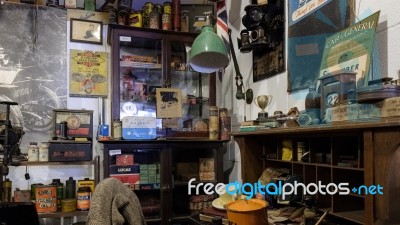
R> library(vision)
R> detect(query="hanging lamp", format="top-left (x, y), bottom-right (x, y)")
top-left (189, 12), bottom-right (229, 73)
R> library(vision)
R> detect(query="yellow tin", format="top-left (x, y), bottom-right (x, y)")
top-left (61, 199), bottom-right (77, 212)
top-left (130, 11), bottom-right (143, 27)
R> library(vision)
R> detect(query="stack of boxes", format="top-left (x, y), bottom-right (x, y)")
top-left (110, 154), bottom-right (140, 189)
top-left (109, 154), bottom-right (160, 190)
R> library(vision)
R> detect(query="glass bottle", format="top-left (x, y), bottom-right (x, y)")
top-left (305, 84), bottom-right (320, 124)
top-left (172, 0), bottom-right (181, 31)
top-left (149, 7), bottom-right (161, 29)
top-left (28, 142), bottom-right (39, 162)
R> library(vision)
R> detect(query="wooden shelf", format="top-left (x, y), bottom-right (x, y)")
top-left (14, 160), bottom-right (96, 166)
top-left (38, 210), bottom-right (88, 218)
top-left (332, 165), bottom-right (364, 171)
top-left (331, 210), bottom-right (364, 224)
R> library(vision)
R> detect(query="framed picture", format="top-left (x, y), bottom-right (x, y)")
top-left (70, 18), bottom-right (103, 45)
top-left (156, 88), bottom-right (182, 118)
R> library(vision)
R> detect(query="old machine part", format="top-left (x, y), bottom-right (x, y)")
top-left (228, 29), bottom-right (253, 104)
top-left (357, 77), bottom-right (400, 103)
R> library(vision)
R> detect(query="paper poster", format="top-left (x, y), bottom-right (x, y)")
top-left (319, 11), bottom-right (380, 87)
top-left (69, 50), bottom-right (107, 97)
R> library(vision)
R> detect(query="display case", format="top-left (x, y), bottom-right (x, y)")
top-left (109, 25), bottom-right (216, 137)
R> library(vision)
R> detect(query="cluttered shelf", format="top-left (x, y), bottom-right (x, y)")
top-left (15, 160), bottom-right (97, 166)
top-left (38, 210), bottom-right (88, 218)
top-left (231, 118), bottom-right (400, 136)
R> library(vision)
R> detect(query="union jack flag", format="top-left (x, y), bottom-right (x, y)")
top-left (216, 0), bottom-right (230, 59)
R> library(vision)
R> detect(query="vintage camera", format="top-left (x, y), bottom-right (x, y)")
top-left (239, 4), bottom-right (270, 52)
top-left (242, 4), bottom-right (267, 30)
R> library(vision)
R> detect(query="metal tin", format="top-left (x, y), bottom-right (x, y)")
top-left (50, 179), bottom-right (64, 210)
top-left (78, 178), bottom-right (95, 193)
top-left (149, 8), bottom-right (161, 29)
top-left (77, 187), bottom-right (91, 211)
top-left (219, 116), bottom-right (231, 141)
top-left (144, 2), bottom-right (154, 15)
top-left (14, 190), bottom-right (31, 202)
top-left (31, 183), bottom-right (44, 202)
top-left (129, 11), bottom-right (143, 27)
top-left (162, 13), bottom-right (172, 30)
top-left (2, 179), bottom-right (12, 202)
top-left (113, 119), bottom-right (122, 140)
top-left (66, 177), bottom-right (76, 199)
top-left (35, 185), bottom-right (57, 213)
top-left (163, 1), bottom-right (172, 14)
top-left (61, 199), bottom-right (77, 212)
top-left (209, 106), bottom-right (219, 140)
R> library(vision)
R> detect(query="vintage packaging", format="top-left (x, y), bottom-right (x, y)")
top-left (199, 172), bottom-right (215, 181)
top-left (110, 173), bottom-right (140, 188)
top-left (122, 116), bottom-right (156, 140)
top-left (110, 164), bottom-right (140, 174)
top-left (77, 178), bottom-right (95, 192)
top-left (35, 185), bottom-right (57, 213)
top-left (116, 154), bottom-right (134, 166)
top-left (48, 140), bottom-right (92, 162)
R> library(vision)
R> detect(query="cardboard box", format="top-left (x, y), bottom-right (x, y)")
top-left (176, 162), bottom-right (198, 175)
top-left (110, 164), bottom-right (140, 174)
top-left (48, 140), bottom-right (92, 161)
top-left (116, 154), bottom-right (134, 166)
top-left (377, 97), bottom-right (400, 117)
top-left (122, 116), bottom-right (156, 140)
top-left (110, 174), bottom-right (140, 187)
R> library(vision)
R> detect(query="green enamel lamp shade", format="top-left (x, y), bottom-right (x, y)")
top-left (189, 26), bottom-right (229, 73)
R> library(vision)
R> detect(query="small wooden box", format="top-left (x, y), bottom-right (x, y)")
top-left (53, 109), bottom-right (93, 140)
top-left (377, 97), bottom-right (400, 117)
top-left (48, 140), bottom-right (92, 161)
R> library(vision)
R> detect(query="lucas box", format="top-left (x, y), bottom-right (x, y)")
top-left (122, 116), bottom-right (156, 140)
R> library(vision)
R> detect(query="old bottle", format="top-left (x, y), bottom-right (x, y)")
top-left (305, 84), bottom-right (320, 124)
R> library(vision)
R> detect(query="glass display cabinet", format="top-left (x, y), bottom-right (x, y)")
top-left (109, 24), bottom-right (216, 137)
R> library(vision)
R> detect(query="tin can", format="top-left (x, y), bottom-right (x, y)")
top-left (35, 185), bottom-right (57, 213)
top-left (163, 1), bottom-right (172, 14)
top-left (209, 106), bottom-right (219, 140)
top-left (50, 179), bottom-right (64, 210)
top-left (61, 199), bottom-right (77, 212)
top-left (66, 177), bottom-right (76, 199)
top-left (162, 13), bottom-right (172, 30)
top-left (130, 11), bottom-right (143, 27)
top-left (113, 119), bottom-right (122, 140)
top-left (77, 187), bottom-right (91, 211)
top-left (78, 178), bottom-right (95, 193)
top-left (149, 7), bottom-right (161, 29)
top-left (31, 183), bottom-right (44, 202)
top-left (144, 2), bottom-right (154, 15)
top-left (219, 116), bottom-right (231, 141)
top-left (2, 179), bottom-right (12, 202)
top-left (14, 190), bottom-right (31, 202)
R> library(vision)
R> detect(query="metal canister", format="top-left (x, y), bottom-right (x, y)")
top-left (61, 199), bottom-right (77, 212)
top-left (113, 119), bottom-right (122, 140)
top-left (209, 106), bottom-right (219, 140)
top-left (162, 13), bottom-right (172, 30)
top-left (78, 178), bottom-right (95, 193)
top-left (144, 2), bottom-right (154, 15)
top-left (65, 177), bottom-right (76, 199)
top-left (129, 10), bottom-right (143, 27)
top-left (163, 1), bottom-right (172, 14)
top-left (2, 179), bottom-right (12, 202)
top-left (77, 187), bottom-right (91, 211)
top-left (35, 185), bottom-right (57, 213)
top-left (50, 179), bottom-right (64, 210)
top-left (31, 183), bottom-right (44, 202)
top-left (149, 7), bottom-right (161, 29)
